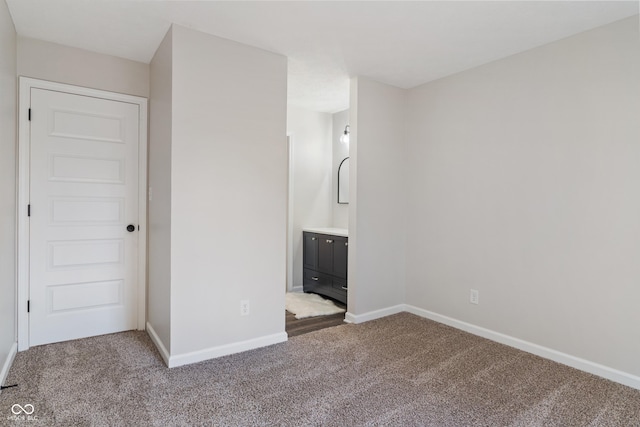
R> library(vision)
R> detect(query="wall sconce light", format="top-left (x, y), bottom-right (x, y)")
top-left (340, 125), bottom-right (350, 145)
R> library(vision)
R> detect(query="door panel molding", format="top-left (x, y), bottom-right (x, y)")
top-left (17, 77), bottom-right (148, 351)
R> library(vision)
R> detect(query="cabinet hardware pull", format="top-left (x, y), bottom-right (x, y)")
top-left (326, 239), bottom-right (333, 243)
top-left (311, 277), bottom-right (319, 281)
top-left (311, 237), bottom-right (316, 241)
top-left (345, 242), bottom-right (348, 246)
top-left (341, 286), bottom-right (348, 290)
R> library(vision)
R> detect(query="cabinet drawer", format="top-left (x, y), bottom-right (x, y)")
top-left (303, 269), bottom-right (332, 287)
top-left (333, 278), bottom-right (348, 291)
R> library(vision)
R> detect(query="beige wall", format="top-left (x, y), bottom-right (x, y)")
top-left (17, 36), bottom-right (149, 97)
top-left (286, 106), bottom-right (333, 290)
top-left (349, 77), bottom-right (407, 317)
top-left (147, 25), bottom-right (288, 362)
top-left (170, 25), bottom-right (287, 355)
top-left (332, 109), bottom-right (349, 229)
top-left (148, 27), bottom-right (173, 354)
top-left (0, 0), bottom-right (16, 384)
top-left (405, 17), bottom-right (640, 375)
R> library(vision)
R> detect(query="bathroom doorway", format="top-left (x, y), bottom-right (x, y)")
top-left (285, 106), bottom-right (350, 336)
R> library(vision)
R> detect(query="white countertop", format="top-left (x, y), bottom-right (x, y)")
top-left (303, 227), bottom-right (348, 237)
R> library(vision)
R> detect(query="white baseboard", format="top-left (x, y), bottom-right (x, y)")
top-left (0, 342), bottom-right (18, 391)
top-left (290, 285), bottom-right (303, 293)
top-left (404, 304), bottom-right (640, 391)
top-left (344, 304), bottom-right (405, 324)
top-left (146, 322), bottom-right (170, 367)
top-left (168, 332), bottom-right (288, 368)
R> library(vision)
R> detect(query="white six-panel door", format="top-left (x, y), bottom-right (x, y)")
top-left (28, 88), bottom-right (140, 346)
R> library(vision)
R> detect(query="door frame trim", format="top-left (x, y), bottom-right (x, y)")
top-left (286, 134), bottom-right (294, 292)
top-left (17, 77), bottom-right (148, 351)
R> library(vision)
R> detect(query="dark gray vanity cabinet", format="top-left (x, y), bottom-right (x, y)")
top-left (303, 231), bottom-right (348, 304)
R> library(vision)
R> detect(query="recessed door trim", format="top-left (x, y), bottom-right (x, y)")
top-left (17, 77), bottom-right (148, 351)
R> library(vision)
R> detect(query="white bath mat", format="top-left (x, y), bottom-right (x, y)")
top-left (285, 292), bottom-right (345, 319)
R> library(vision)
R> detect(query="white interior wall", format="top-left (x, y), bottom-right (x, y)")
top-left (405, 16), bottom-right (640, 376)
top-left (147, 27), bottom-right (173, 354)
top-left (332, 109), bottom-right (349, 229)
top-left (286, 106), bottom-right (333, 290)
top-left (0, 0), bottom-right (17, 386)
top-left (348, 77), bottom-right (407, 318)
top-left (169, 25), bottom-right (288, 358)
top-left (17, 36), bottom-right (149, 98)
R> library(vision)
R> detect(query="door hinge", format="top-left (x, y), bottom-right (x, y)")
top-left (28, 108), bottom-right (31, 121)
top-left (27, 204), bottom-right (30, 217)
top-left (27, 300), bottom-right (30, 313)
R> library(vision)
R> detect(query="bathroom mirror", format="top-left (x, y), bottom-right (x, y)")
top-left (338, 157), bottom-right (349, 204)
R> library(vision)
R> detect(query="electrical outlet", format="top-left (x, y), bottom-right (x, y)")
top-left (240, 300), bottom-right (250, 316)
top-left (470, 289), bottom-right (479, 305)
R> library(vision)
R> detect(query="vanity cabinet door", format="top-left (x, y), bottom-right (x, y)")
top-left (333, 237), bottom-right (348, 279)
top-left (318, 236), bottom-right (335, 274)
top-left (303, 232), bottom-right (319, 270)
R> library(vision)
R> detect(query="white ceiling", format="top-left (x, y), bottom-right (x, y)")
top-left (6, 1), bottom-right (639, 113)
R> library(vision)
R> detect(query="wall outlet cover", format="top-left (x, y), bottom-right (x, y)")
top-left (240, 300), bottom-right (250, 316)
top-left (470, 289), bottom-right (479, 305)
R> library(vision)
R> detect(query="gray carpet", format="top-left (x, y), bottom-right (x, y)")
top-left (1, 313), bottom-right (640, 426)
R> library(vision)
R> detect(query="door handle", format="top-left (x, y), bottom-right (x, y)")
top-left (127, 224), bottom-right (136, 232)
